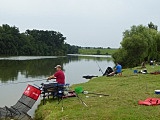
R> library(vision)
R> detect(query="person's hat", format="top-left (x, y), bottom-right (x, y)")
top-left (55, 65), bottom-right (61, 68)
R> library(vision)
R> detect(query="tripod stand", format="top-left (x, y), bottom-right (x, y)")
top-left (57, 85), bottom-right (88, 112)
top-left (75, 93), bottom-right (88, 107)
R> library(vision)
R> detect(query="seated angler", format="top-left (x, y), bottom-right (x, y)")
top-left (108, 63), bottom-right (122, 76)
top-left (47, 65), bottom-right (65, 85)
top-left (115, 63), bottom-right (122, 76)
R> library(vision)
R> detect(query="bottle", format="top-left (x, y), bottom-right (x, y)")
top-left (83, 91), bottom-right (88, 94)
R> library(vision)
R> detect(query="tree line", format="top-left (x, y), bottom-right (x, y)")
top-left (0, 24), bottom-right (78, 56)
top-left (112, 22), bottom-right (160, 68)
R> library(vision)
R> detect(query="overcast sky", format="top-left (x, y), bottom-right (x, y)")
top-left (0, 0), bottom-right (159, 48)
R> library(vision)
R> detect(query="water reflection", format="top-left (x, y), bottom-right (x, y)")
top-left (0, 55), bottom-right (113, 83)
top-left (0, 57), bottom-right (68, 82)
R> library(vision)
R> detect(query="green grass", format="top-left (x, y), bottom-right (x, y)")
top-left (34, 65), bottom-right (160, 120)
top-left (78, 48), bottom-right (117, 55)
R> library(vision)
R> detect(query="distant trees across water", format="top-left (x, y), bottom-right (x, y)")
top-left (0, 24), bottom-right (78, 56)
top-left (112, 22), bottom-right (160, 68)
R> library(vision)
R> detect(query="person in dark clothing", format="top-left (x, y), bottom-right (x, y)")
top-left (103, 67), bottom-right (114, 76)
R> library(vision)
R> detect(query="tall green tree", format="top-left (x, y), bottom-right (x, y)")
top-left (0, 24), bottom-right (78, 56)
top-left (148, 22), bottom-right (158, 31)
top-left (0, 24), bottom-right (20, 55)
top-left (113, 23), bottom-right (159, 68)
top-left (25, 30), bottom-right (67, 55)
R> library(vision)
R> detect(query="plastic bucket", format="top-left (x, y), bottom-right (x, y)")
top-left (134, 70), bottom-right (138, 74)
top-left (75, 86), bottom-right (83, 94)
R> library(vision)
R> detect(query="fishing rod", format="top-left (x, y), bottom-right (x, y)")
top-left (0, 78), bottom-right (48, 87)
top-left (83, 91), bottom-right (109, 96)
top-left (96, 61), bottom-right (104, 75)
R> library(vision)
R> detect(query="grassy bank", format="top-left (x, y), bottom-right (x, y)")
top-left (78, 48), bottom-right (117, 55)
top-left (34, 65), bottom-right (160, 120)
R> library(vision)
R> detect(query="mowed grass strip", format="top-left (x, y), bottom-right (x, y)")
top-left (78, 48), bottom-right (117, 55)
top-left (34, 65), bottom-right (160, 120)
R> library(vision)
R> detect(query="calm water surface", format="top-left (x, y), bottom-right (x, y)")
top-left (0, 55), bottom-right (114, 117)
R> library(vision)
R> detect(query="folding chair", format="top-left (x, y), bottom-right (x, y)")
top-left (41, 82), bottom-right (69, 104)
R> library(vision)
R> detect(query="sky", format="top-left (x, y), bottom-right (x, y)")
top-left (0, 0), bottom-right (159, 48)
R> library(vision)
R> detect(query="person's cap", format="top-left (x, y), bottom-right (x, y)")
top-left (55, 65), bottom-right (61, 68)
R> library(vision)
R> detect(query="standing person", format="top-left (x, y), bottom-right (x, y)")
top-left (141, 61), bottom-right (146, 68)
top-left (47, 65), bottom-right (65, 84)
top-left (115, 63), bottom-right (122, 76)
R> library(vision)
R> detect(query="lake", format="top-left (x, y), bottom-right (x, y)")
top-left (0, 54), bottom-right (114, 117)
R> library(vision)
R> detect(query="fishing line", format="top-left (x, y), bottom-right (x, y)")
top-left (0, 78), bottom-right (48, 87)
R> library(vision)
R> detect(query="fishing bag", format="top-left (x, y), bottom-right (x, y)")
top-left (138, 98), bottom-right (160, 106)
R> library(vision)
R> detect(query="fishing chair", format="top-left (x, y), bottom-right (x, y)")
top-left (41, 83), bottom-right (88, 111)
top-left (41, 82), bottom-right (70, 105)
top-left (0, 84), bottom-right (41, 120)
